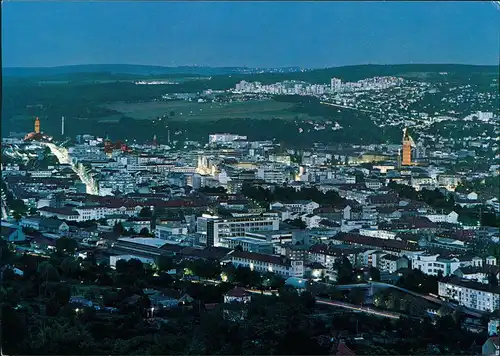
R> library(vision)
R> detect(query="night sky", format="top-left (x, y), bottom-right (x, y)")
top-left (2, 1), bottom-right (499, 68)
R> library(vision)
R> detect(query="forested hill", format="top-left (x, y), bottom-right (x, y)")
top-left (210, 63), bottom-right (497, 86)
top-left (4, 63), bottom-right (496, 84)
top-left (2, 65), bottom-right (303, 78)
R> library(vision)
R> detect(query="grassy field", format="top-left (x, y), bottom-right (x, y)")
top-left (102, 99), bottom-right (321, 122)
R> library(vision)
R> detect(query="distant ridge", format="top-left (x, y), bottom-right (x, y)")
top-left (2, 64), bottom-right (304, 78)
top-left (3, 63), bottom-right (496, 81)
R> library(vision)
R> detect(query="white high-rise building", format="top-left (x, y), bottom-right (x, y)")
top-left (330, 78), bottom-right (342, 91)
top-left (477, 111), bottom-right (494, 122)
top-left (416, 140), bottom-right (426, 159)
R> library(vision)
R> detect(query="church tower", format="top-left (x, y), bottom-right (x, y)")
top-left (402, 128), bottom-right (413, 166)
top-left (34, 117), bottom-right (41, 134)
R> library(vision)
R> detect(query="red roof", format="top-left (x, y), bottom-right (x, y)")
top-left (335, 233), bottom-right (421, 252)
top-left (336, 342), bottom-right (356, 356)
top-left (225, 287), bottom-right (251, 298)
top-left (487, 336), bottom-right (500, 349)
top-left (229, 250), bottom-right (290, 266)
top-left (39, 207), bottom-right (78, 216)
top-left (30, 235), bottom-right (57, 247)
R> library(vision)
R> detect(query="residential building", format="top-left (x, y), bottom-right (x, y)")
top-left (438, 277), bottom-right (500, 313)
top-left (222, 250), bottom-right (291, 277)
top-left (411, 254), bottom-right (461, 276)
top-left (224, 287), bottom-right (252, 304)
top-left (206, 216), bottom-right (280, 247)
top-left (378, 254), bottom-right (409, 273)
top-left (225, 236), bottom-right (274, 254)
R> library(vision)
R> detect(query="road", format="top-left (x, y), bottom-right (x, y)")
top-left (315, 298), bottom-right (400, 319)
top-left (42, 142), bottom-right (99, 195)
top-left (319, 101), bottom-right (375, 113)
top-left (334, 282), bottom-right (485, 318)
top-left (245, 289), bottom-right (400, 320)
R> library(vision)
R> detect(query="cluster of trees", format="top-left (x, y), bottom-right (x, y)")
top-left (395, 268), bottom-right (439, 295)
top-left (388, 182), bottom-right (454, 211)
top-left (348, 312), bottom-right (484, 355)
top-left (1, 180), bottom-right (29, 220)
top-left (198, 186), bottom-right (227, 194)
top-left (388, 181), bottom-right (500, 227)
top-left (456, 176), bottom-right (500, 201)
top-left (1, 236), bottom-right (325, 355)
top-left (112, 222), bottom-right (151, 237)
top-left (157, 254), bottom-right (285, 291)
top-left (1, 235), bottom-right (488, 355)
top-left (373, 289), bottom-right (429, 317)
top-left (241, 184), bottom-right (344, 206)
top-left (2, 282), bottom-right (330, 355)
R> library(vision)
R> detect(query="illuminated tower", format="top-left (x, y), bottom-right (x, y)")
top-left (104, 133), bottom-right (112, 153)
top-left (61, 117), bottom-right (65, 136)
top-left (153, 134), bottom-right (158, 147)
top-left (402, 128), bottom-right (413, 166)
top-left (34, 117), bottom-right (41, 134)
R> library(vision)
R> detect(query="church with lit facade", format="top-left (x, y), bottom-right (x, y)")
top-left (24, 117), bottom-right (52, 142)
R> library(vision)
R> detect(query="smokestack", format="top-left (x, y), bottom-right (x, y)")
top-left (61, 116), bottom-right (65, 136)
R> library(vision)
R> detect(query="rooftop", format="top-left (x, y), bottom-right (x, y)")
top-left (117, 237), bottom-right (169, 249)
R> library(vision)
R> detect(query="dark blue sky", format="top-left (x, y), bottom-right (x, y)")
top-left (2, 1), bottom-right (499, 68)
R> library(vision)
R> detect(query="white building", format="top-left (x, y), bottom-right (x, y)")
top-left (411, 254), bottom-right (461, 276)
top-left (488, 319), bottom-right (499, 336)
top-left (155, 223), bottom-right (188, 240)
top-left (438, 277), bottom-right (500, 313)
top-left (208, 133), bottom-right (247, 144)
top-left (378, 254), bottom-right (409, 273)
top-left (206, 216), bottom-right (280, 247)
top-left (222, 250), bottom-right (291, 277)
top-left (425, 211), bottom-right (459, 224)
top-left (270, 200), bottom-right (319, 214)
top-left (109, 254), bottom-right (155, 269)
top-left (330, 78), bottom-right (342, 91)
top-left (224, 236), bottom-right (274, 254)
top-left (256, 167), bottom-right (286, 184)
top-left (359, 228), bottom-right (398, 240)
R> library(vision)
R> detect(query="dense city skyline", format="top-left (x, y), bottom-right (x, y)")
top-left (2, 1), bottom-right (499, 68)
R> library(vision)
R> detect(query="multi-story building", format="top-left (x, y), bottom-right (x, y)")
top-left (359, 228), bottom-right (397, 240)
top-left (411, 254), bottom-right (461, 276)
top-left (256, 167), bottom-right (286, 184)
top-left (438, 277), bottom-right (500, 313)
top-left (155, 223), bottom-right (188, 240)
top-left (209, 134), bottom-right (247, 144)
top-left (269, 200), bottom-right (320, 214)
top-left (222, 250), bottom-right (291, 277)
top-left (225, 236), bottom-right (274, 254)
top-left (378, 254), bottom-right (409, 273)
top-left (437, 174), bottom-right (462, 189)
top-left (206, 216), bottom-right (280, 247)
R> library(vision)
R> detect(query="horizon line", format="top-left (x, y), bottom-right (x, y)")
top-left (3, 62), bottom-right (498, 70)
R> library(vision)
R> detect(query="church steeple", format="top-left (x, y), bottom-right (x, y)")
top-left (34, 117), bottom-right (40, 134)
